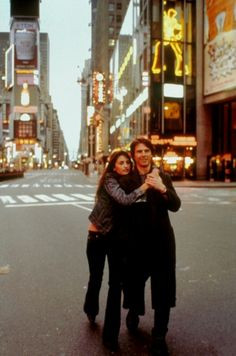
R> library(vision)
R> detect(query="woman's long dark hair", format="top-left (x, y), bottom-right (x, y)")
top-left (96, 150), bottom-right (132, 199)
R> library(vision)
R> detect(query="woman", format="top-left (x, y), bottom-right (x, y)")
top-left (83, 149), bottom-right (149, 351)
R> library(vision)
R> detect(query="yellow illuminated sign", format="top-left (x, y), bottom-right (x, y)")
top-left (152, 8), bottom-right (190, 76)
top-left (118, 46), bottom-right (133, 80)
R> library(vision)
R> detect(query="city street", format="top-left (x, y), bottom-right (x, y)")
top-left (0, 170), bottom-right (235, 356)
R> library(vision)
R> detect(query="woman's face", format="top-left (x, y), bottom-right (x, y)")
top-left (113, 155), bottom-right (131, 175)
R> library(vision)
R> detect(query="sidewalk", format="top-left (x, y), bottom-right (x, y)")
top-left (173, 179), bottom-right (236, 188)
top-left (85, 171), bottom-right (236, 188)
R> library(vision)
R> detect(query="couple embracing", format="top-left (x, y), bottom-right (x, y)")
top-left (83, 137), bottom-right (181, 355)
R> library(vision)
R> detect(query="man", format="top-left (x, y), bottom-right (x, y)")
top-left (122, 137), bottom-right (181, 356)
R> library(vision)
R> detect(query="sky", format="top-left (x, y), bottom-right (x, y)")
top-left (0, 0), bottom-right (91, 160)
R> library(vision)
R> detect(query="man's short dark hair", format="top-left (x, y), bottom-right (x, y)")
top-left (130, 137), bottom-right (154, 159)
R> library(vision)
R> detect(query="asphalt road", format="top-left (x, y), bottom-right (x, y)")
top-left (0, 170), bottom-right (235, 356)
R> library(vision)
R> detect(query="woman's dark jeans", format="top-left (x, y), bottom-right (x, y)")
top-left (83, 232), bottom-right (124, 342)
top-left (83, 232), bottom-right (107, 317)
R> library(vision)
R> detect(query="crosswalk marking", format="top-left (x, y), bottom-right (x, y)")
top-left (73, 204), bottom-right (92, 211)
top-left (0, 183), bottom-right (97, 189)
top-left (71, 193), bottom-right (94, 201)
top-left (34, 194), bottom-right (58, 202)
top-left (0, 193), bottom-right (95, 205)
top-left (17, 195), bottom-right (39, 203)
top-left (0, 196), bottom-right (16, 204)
top-left (52, 194), bottom-right (77, 201)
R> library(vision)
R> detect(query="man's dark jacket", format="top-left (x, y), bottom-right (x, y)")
top-left (119, 167), bottom-right (181, 311)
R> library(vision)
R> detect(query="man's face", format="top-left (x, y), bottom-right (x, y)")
top-left (133, 143), bottom-right (152, 170)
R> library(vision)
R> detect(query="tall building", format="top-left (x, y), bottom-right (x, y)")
top-left (91, 0), bottom-right (129, 73)
top-left (78, 58), bottom-right (91, 159)
top-left (84, 0), bottom-right (130, 159)
top-left (0, 3), bottom-right (68, 170)
top-left (0, 33), bottom-right (10, 158)
top-left (108, 0), bottom-right (236, 181)
top-left (196, 0), bottom-right (236, 180)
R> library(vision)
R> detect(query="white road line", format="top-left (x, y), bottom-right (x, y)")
top-left (0, 183), bottom-right (97, 189)
top-left (0, 196), bottom-right (16, 204)
top-left (71, 193), bottom-right (94, 201)
top-left (17, 195), bottom-right (39, 203)
top-left (34, 194), bottom-right (58, 202)
top-left (208, 197), bottom-right (220, 201)
top-left (5, 201), bottom-right (94, 208)
top-left (72, 204), bottom-right (92, 211)
top-left (52, 194), bottom-right (77, 201)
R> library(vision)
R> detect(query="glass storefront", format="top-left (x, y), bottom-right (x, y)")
top-left (150, 0), bottom-right (196, 178)
top-left (208, 101), bottom-right (236, 181)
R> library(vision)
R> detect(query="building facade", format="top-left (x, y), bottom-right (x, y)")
top-left (108, 0), bottom-right (236, 180)
top-left (80, 0), bottom-right (236, 180)
top-left (81, 0), bottom-right (130, 162)
top-left (0, 1), bottom-right (69, 170)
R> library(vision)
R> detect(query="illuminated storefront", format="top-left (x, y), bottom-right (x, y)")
top-left (150, 0), bottom-right (196, 178)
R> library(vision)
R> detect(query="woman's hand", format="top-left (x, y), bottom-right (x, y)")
top-left (140, 182), bottom-right (149, 192)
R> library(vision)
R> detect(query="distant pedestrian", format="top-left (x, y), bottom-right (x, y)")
top-left (83, 149), bottom-right (149, 351)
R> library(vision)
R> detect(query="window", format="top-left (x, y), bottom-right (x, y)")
top-left (109, 15), bottom-right (114, 23)
top-left (117, 2), bottom-right (122, 10)
top-left (116, 15), bottom-right (122, 22)
top-left (108, 3), bottom-right (115, 11)
top-left (109, 27), bottom-right (114, 35)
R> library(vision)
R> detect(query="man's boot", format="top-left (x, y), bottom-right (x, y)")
top-left (151, 330), bottom-right (169, 356)
top-left (150, 308), bottom-right (170, 355)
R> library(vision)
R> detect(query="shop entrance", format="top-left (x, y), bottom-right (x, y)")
top-left (209, 101), bottom-right (236, 181)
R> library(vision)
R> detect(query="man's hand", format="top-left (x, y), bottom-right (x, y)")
top-left (145, 168), bottom-right (167, 193)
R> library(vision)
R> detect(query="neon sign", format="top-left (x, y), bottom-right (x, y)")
top-left (152, 8), bottom-right (190, 76)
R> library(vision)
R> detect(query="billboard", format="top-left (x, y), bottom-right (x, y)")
top-left (5, 45), bottom-right (14, 90)
top-left (11, 21), bottom-right (38, 70)
top-left (204, 0), bottom-right (236, 95)
top-left (14, 119), bottom-right (37, 139)
top-left (15, 29), bottom-right (37, 69)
